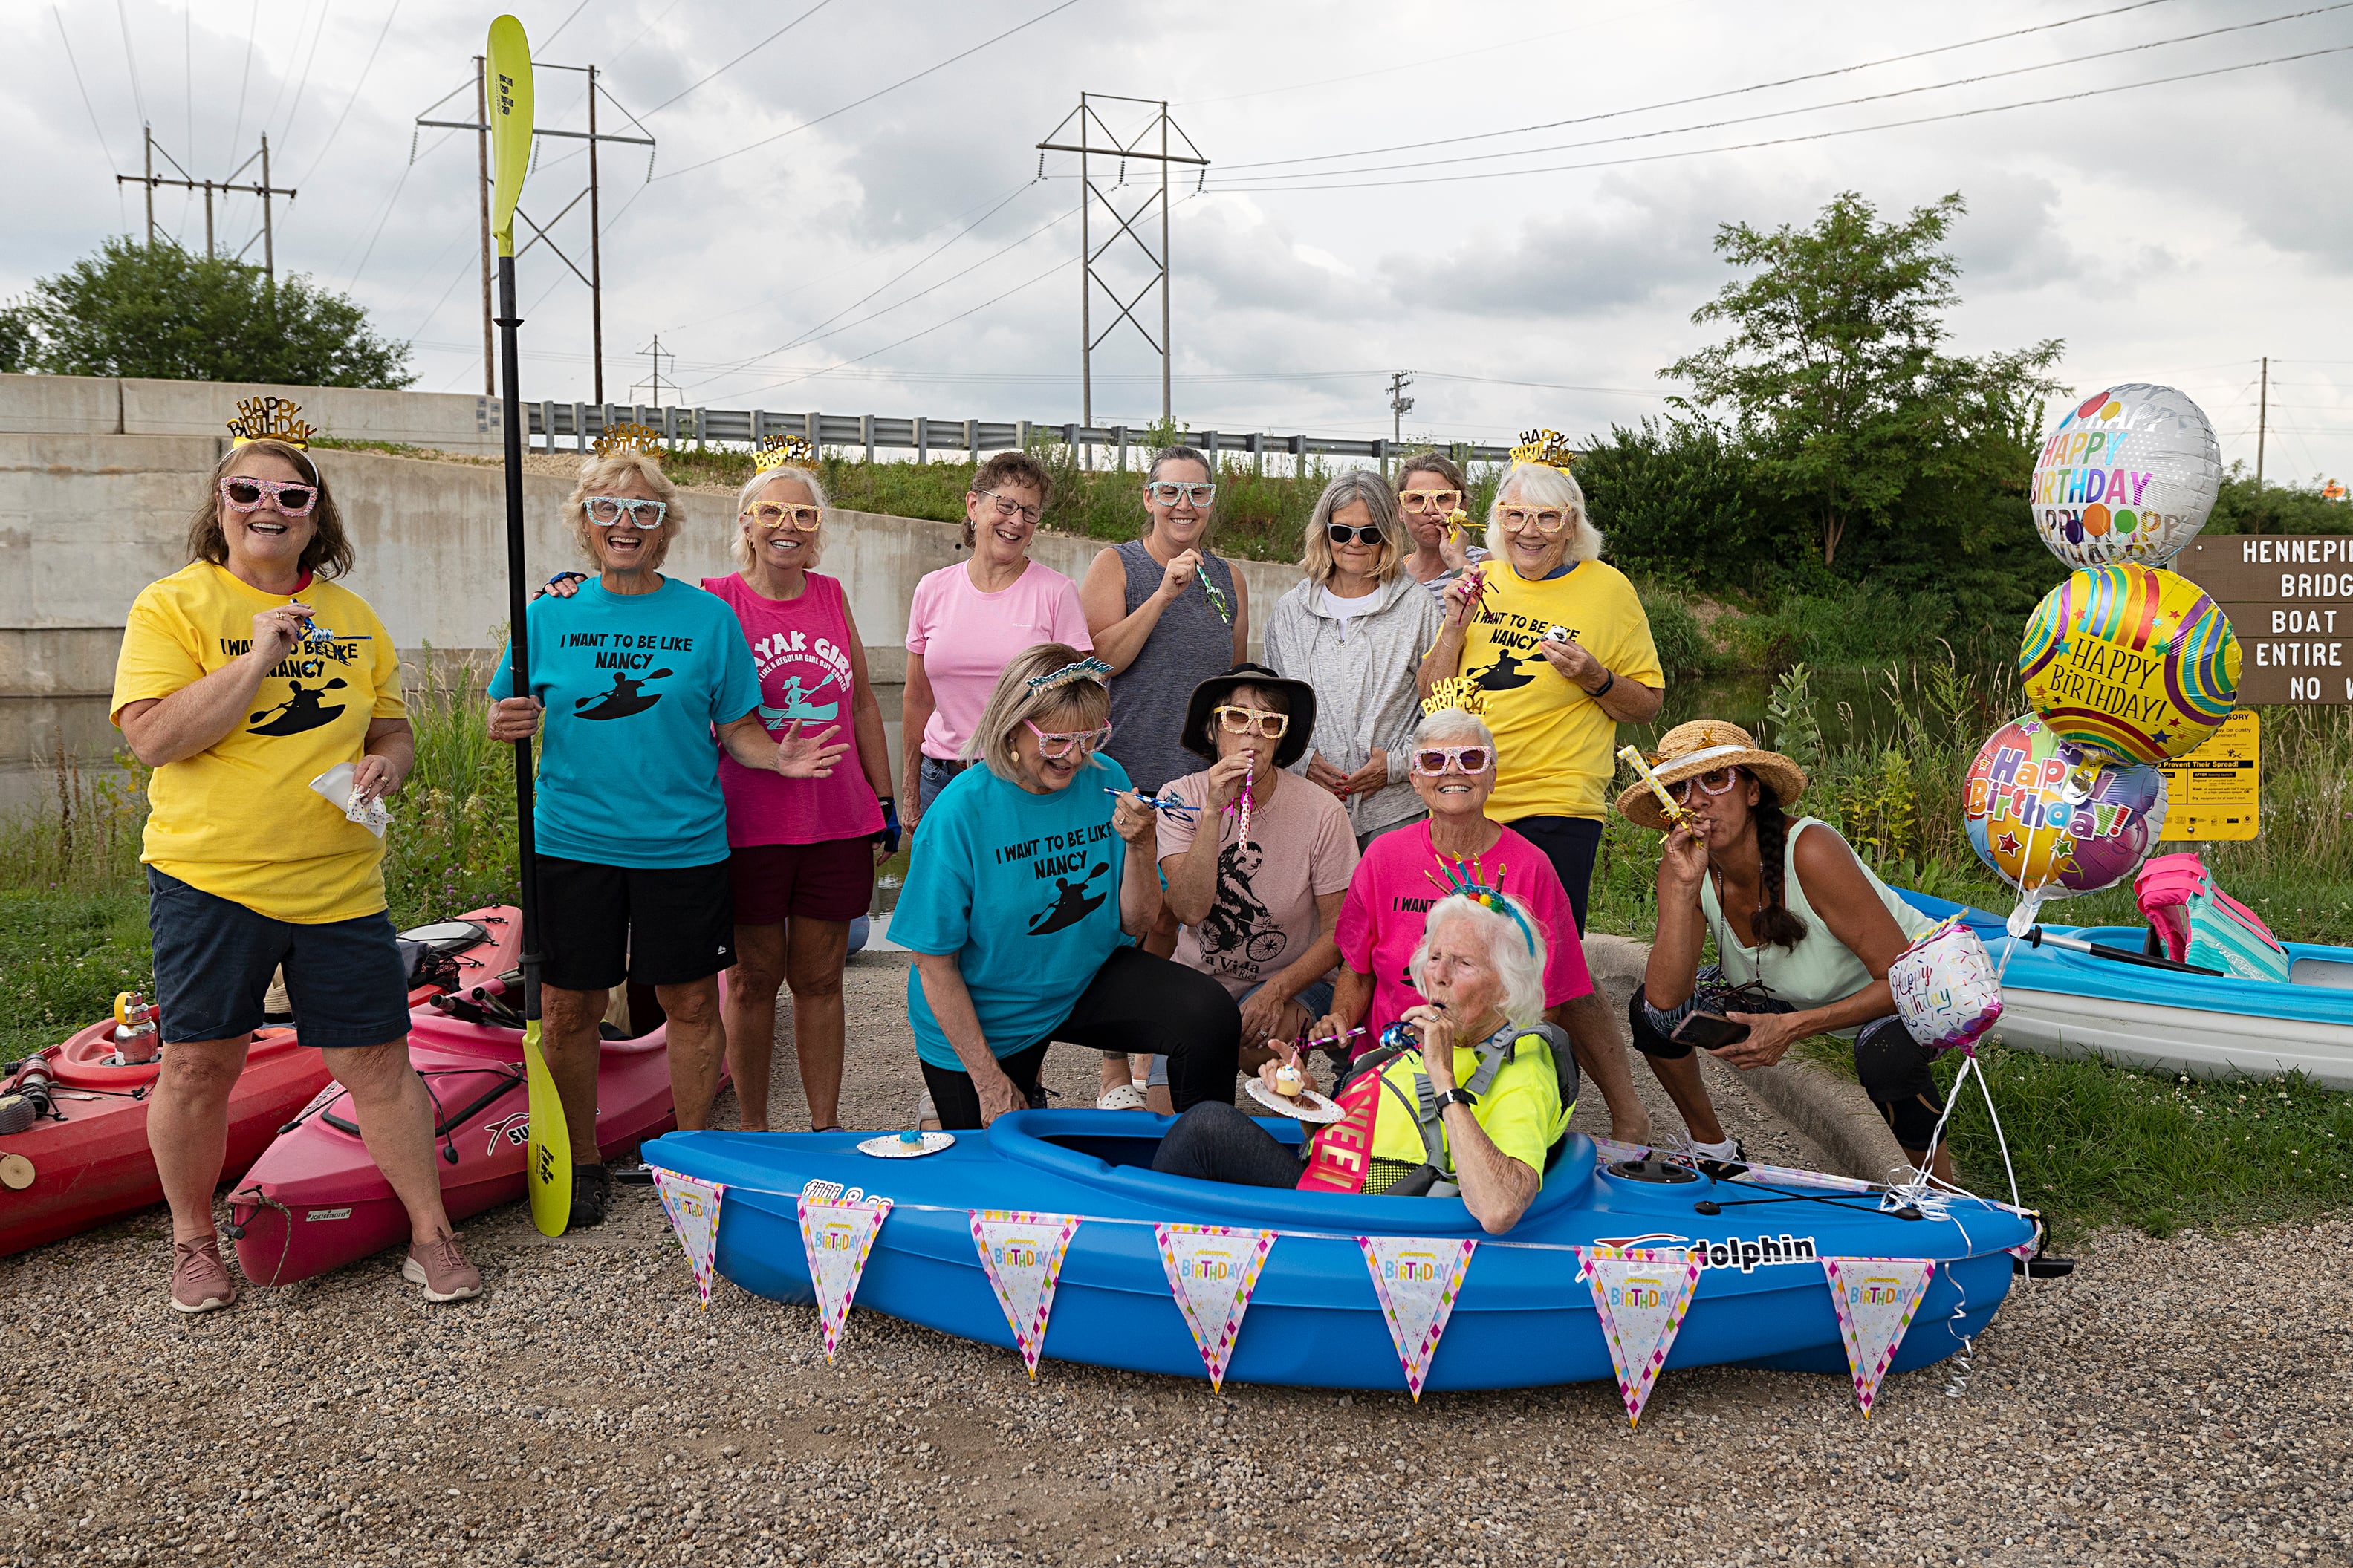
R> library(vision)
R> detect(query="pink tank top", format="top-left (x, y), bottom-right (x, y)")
top-left (701, 572), bottom-right (884, 847)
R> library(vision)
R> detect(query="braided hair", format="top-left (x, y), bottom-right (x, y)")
top-left (1748, 782), bottom-right (1811, 951)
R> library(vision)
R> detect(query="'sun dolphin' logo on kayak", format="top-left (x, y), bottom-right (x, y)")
top-left (484, 1110), bottom-right (529, 1158)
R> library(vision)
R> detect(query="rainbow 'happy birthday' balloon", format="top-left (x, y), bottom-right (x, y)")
top-left (2017, 563), bottom-right (2239, 765)
top-left (2029, 384), bottom-right (2221, 569)
top-left (1963, 716), bottom-right (2168, 899)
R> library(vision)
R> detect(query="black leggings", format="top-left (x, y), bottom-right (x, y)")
top-left (1624, 977), bottom-right (1947, 1150)
top-left (919, 946), bottom-right (1241, 1131)
top-left (1149, 1102), bottom-right (1305, 1188)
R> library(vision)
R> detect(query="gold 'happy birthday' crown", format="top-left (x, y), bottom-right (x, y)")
top-left (593, 422), bottom-right (666, 457)
top-left (227, 396), bottom-right (314, 449)
top-left (753, 434), bottom-right (816, 474)
top-left (1509, 428), bottom-right (1577, 472)
top-left (1421, 677), bottom-right (1488, 718)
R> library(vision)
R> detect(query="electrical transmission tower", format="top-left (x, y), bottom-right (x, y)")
top-left (631, 334), bottom-right (675, 408)
top-left (1389, 371), bottom-right (1415, 443)
top-left (1035, 94), bottom-right (1208, 442)
top-left (115, 128), bottom-right (297, 281)
top-left (416, 58), bottom-right (654, 397)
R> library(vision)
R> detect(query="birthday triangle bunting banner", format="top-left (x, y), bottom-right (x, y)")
top-left (1358, 1235), bottom-right (1477, 1401)
top-left (1155, 1223), bottom-right (1277, 1392)
top-left (796, 1195), bottom-right (894, 1363)
top-left (651, 1167), bottom-right (726, 1307)
top-left (1822, 1257), bottom-right (1938, 1416)
top-left (1580, 1246), bottom-right (1703, 1425)
top-left (970, 1210), bottom-right (1082, 1377)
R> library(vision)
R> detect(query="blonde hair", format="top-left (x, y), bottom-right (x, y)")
top-left (1484, 461), bottom-right (1603, 566)
top-left (733, 466), bottom-right (828, 571)
top-left (965, 643), bottom-right (1114, 781)
top-left (1409, 893), bottom-right (1548, 1029)
top-left (566, 451), bottom-right (681, 570)
top-left (1300, 469), bottom-right (1405, 586)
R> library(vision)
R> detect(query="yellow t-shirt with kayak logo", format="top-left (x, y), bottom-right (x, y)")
top-left (111, 562), bottom-right (406, 923)
top-left (1460, 557), bottom-right (1662, 822)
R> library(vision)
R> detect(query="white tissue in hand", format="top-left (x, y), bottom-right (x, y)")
top-left (310, 762), bottom-right (392, 839)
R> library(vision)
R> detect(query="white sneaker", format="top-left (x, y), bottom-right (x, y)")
top-left (915, 1090), bottom-right (941, 1131)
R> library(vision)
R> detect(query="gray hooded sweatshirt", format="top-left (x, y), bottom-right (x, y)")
top-left (1262, 571), bottom-right (1444, 838)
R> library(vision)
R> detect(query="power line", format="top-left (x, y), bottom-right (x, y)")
top-left (228, 0), bottom-right (260, 163)
top-left (1201, 43), bottom-right (2353, 194)
top-left (644, 0), bottom-right (833, 116)
top-left (298, 0), bottom-right (403, 185)
top-left (274, 0), bottom-right (340, 154)
top-left (52, 7), bottom-right (119, 175)
top-left (1218, 0), bottom-right (2184, 175)
top-left (540, 0), bottom-right (597, 51)
top-left (113, 0), bottom-right (147, 126)
top-left (1216, 4), bottom-right (2353, 187)
top-left (658, 0), bottom-right (1084, 180)
top-left (1177, 23), bottom-right (1588, 108)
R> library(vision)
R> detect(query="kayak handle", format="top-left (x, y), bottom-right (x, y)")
top-left (2025, 927), bottom-right (2225, 977)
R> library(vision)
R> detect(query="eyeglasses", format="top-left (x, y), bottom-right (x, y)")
top-left (1022, 718), bottom-right (1113, 759)
top-left (1398, 489), bottom-right (1463, 515)
top-left (1499, 505), bottom-right (1571, 534)
top-left (1325, 523), bottom-right (1386, 546)
top-left (1213, 705), bottom-right (1289, 740)
top-left (1144, 481), bottom-right (1216, 508)
top-left (976, 490), bottom-right (1042, 527)
top-left (1665, 767), bottom-right (1743, 803)
top-left (745, 501), bottom-right (822, 530)
top-left (1411, 745), bottom-right (1493, 776)
top-left (219, 476), bottom-right (319, 516)
top-left (586, 496), bottom-right (667, 529)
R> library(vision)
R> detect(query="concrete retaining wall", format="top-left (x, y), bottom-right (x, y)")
top-left (0, 372), bottom-right (509, 450)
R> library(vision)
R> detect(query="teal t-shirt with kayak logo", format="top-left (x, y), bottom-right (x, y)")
top-left (892, 758), bottom-right (1135, 1068)
top-left (489, 576), bottom-right (762, 868)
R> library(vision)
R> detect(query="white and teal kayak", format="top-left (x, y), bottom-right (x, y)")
top-left (1902, 891), bottom-right (2353, 1089)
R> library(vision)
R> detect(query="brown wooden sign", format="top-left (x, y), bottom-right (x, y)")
top-left (2172, 535), bottom-right (2353, 704)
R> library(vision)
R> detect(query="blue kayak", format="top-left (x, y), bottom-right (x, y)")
top-left (1901, 890), bottom-right (2353, 1090)
top-left (646, 1112), bottom-right (2037, 1393)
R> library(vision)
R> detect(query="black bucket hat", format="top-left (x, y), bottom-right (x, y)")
top-left (1180, 663), bottom-right (1317, 769)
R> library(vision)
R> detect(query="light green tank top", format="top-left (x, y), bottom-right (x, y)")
top-left (1698, 816), bottom-right (1935, 1032)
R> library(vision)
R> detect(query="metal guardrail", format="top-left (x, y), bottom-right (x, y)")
top-left (526, 400), bottom-right (1514, 466)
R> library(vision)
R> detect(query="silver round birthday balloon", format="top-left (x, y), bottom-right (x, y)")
top-left (2028, 383), bottom-right (2221, 569)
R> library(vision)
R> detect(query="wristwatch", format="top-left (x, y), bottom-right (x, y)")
top-left (1435, 1087), bottom-right (1477, 1112)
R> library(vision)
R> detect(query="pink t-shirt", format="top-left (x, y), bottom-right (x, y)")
top-left (905, 559), bottom-right (1092, 760)
top-left (1334, 819), bottom-right (1594, 1044)
top-left (701, 573), bottom-right (885, 848)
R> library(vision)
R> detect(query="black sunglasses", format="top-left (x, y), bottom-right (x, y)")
top-left (1326, 523), bottom-right (1385, 546)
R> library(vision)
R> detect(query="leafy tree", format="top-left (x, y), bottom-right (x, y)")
top-left (14, 238), bottom-right (412, 388)
top-left (1575, 417), bottom-right (1764, 588)
top-left (1664, 191), bottom-right (2060, 567)
top-left (2205, 462), bottom-right (2353, 536)
top-left (0, 302), bottom-right (32, 374)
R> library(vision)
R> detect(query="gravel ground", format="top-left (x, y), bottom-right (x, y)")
top-left (5, 951), bottom-right (2347, 1567)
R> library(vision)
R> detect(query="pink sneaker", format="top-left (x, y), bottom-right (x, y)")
top-left (170, 1237), bottom-right (235, 1315)
top-left (402, 1232), bottom-right (483, 1303)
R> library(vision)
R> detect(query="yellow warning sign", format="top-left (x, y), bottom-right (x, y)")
top-left (2158, 709), bottom-right (2259, 841)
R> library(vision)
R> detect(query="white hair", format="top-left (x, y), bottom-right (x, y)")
top-left (1408, 893), bottom-right (1548, 1030)
top-left (1484, 461), bottom-right (1604, 566)
top-left (733, 466), bottom-right (829, 570)
top-left (1412, 707), bottom-right (1496, 752)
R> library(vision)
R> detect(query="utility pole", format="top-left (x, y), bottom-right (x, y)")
top-left (418, 59), bottom-right (652, 403)
top-left (117, 126), bottom-right (297, 278)
top-left (2256, 355), bottom-right (2269, 489)
top-left (1389, 370), bottom-right (1415, 443)
top-left (1036, 94), bottom-right (1209, 452)
top-left (632, 334), bottom-right (673, 407)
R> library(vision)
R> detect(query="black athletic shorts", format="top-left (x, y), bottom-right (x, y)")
top-left (536, 855), bottom-right (735, 992)
top-left (1507, 814), bottom-right (1601, 934)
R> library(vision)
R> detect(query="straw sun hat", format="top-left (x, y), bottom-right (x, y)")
top-left (1614, 720), bottom-right (1809, 830)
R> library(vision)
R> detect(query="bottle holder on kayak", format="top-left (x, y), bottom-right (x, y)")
top-left (1607, 1157), bottom-right (1701, 1184)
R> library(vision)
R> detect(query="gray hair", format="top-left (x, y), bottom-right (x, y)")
top-left (732, 466), bottom-right (829, 571)
top-left (1409, 893), bottom-right (1548, 1030)
top-left (964, 642), bottom-right (1113, 781)
top-left (1484, 461), bottom-right (1604, 565)
top-left (1299, 469), bottom-right (1405, 585)
top-left (1413, 707), bottom-right (1497, 752)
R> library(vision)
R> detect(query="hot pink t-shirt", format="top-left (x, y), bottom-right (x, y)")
top-left (905, 559), bottom-right (1092, 760)
top-left (1334, 819), bottom-right (1594, 1044)
top-left (702, 572), bottom-right (885, 848)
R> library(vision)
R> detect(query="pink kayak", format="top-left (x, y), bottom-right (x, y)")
top-left (227, 905), bottom-right (713, 1283)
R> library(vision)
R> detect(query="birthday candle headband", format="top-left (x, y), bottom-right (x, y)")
top-left (753, 434), bottom-right (816, 473)
top-left (1025, 655), bottom-right (1114, 692)
top-left (594, 421), bottom-right (666, 457)
top-left (1426, 856), bottom-right (1537, 954)
top-left (1508, 428), bottom-right (1577, 472)
top-left (1421, 677), bottom-right (1488, 718)
top-left (227, 396), bottom-right (314, 449)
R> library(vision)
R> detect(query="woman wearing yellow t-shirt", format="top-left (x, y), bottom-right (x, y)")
top-left (1418, 453), bottom-right (1665, 930)
top-left (111, 435), bottom-right (476, 1315)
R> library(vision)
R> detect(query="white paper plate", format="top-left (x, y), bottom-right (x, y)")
top-left (1244, 1079), bottom-right (1346, 1124)
top-left (857, 1131), bottom-right (956, 1159)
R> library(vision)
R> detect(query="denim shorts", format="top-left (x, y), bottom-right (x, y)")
top-left (146, 868), bottom-right (412, 1050)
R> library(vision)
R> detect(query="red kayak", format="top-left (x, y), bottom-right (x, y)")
top-left (229, 908), bottom-right (707, 1284)
top-left (0, 908), bottom-right (518, 1259)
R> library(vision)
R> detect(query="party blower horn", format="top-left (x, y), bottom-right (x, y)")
top-left (486, 15), bottom-right (569, 1238)
top-left (1616, 745), bottom-right (1695, 831)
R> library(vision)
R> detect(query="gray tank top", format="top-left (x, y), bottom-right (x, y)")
top-left (1104, 536), bottom-right (1239, 794)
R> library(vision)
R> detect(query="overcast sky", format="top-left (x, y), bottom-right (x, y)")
top-left (9, 0), bottom-right (2352, 481)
